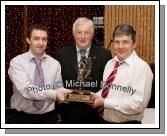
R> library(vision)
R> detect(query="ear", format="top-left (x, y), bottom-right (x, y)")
top-left (26, 37), bottom-right (30, 45)
top-left (133, 42), bottom-right (136, 49)
top-left (92, 32), bottom-right (94, 36)
top-left (72, 32), bottom-right (75, 37)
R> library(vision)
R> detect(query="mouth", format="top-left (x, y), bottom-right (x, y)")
top-left (79, 40), bottom-right (86, 43)
top-left (36, 46), bottom-right (44, 49)
top-left (117, 50), bottom-right (125, 54)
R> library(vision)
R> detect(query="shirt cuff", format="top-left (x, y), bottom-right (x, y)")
top-left (44, 89), bottom-right (57, 100)
top-left (104, 98), bottom-right (119, 110)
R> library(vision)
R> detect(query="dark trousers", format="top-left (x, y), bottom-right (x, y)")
top-left (59, 102), bottom-right (101, 124)
top-left (102, 119), bottom-right (141, 124)
top-left (10, 109), bottom-right (57, 124)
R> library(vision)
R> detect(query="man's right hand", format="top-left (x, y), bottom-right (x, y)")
top-left (56, 88), bottom-right (72, 103)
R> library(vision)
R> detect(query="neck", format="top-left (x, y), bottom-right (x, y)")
top-left (76, 44), bottom-right (91, 50)
top-left (30, 49), bottom-right (44, 59)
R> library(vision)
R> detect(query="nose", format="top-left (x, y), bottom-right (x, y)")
top-left (118, 42), bottom-right (124, 49)
top-left (80, 32), bottom-right (86, 38)
top-left (39, 39), bottom-right (44, 45)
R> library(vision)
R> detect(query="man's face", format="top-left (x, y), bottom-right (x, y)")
top-left (27, 29), bottom-right (48, 57)
top-left (73, 22), bottom-right (94, 49)
top-left (113, 34), bottom-right (136, 61)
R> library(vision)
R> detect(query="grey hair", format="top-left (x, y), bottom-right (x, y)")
top-left (72, 17), bottom-right (94, 33)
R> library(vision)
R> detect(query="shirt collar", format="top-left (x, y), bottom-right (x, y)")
top-left (28, 50), bottom-right (48, 62)
top-left (112, 50), bottom-right (136, 65)
top-left (124, 50), bottom-right (136, 65)
top-left (75, 45), bottom-right (90, 54)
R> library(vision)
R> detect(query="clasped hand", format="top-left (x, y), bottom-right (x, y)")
top-left (90, 92), bottom-right (104, 108)
top-left (56, 88), bottom-right (72, 103)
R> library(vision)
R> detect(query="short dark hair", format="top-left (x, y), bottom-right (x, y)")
top-left (112, 24), bottom-right (136, 43)
top-left (27, 24), bottom-right (48, 38)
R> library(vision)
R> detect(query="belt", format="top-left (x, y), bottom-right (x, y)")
top-left (102, 119), bottom-right (141, 124)
top-left (11, 109), bottom-right (56, 116)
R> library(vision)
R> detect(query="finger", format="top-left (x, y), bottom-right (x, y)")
top-left (88, 103), bottom-right (96, 108)
top-left (65, 89), bottom-right (72, 93)
top-left (90, 92), bottom-right (95, 95)
top-left (63, 100), bottom-right (70, 104)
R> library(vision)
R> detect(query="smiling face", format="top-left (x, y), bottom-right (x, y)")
top-left (73, 22), bottom-right (94, 49)
top-left (26, 29), bottom-right (48, 58)
top-left (113, 34), bottom-right (136, 61)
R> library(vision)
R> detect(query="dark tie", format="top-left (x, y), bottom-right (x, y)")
top-left (32, 58), bottom-right (45, 110)
top-left (99, 61), bottom-right (123, 116)
top-left (79, 49), bottom-right (86, 68)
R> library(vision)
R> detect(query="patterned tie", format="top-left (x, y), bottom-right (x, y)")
top-left (79, 49), bottom-right (86, 68)
top-left (99, 61), bottom-right (123, 116)
top-left (32, 58), bottom-right (45, 110)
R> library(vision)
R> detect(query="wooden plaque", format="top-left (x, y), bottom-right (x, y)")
top-left (65, 89), bottom-right (95, 103)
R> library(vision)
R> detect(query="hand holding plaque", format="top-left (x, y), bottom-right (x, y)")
top-left (65, 56), bottom-right (95, 103)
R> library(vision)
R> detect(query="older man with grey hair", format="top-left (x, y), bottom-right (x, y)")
top-left (55, 17), bottom-right (112, 123)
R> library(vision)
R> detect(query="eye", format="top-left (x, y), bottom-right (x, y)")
top-left (123, 41), bottom-right (129, 45)
top-left (42, 38), bottom-right (48, 42)
top-left (76, 31), bottom-right (82, 34)
top-left (85, 32), bottom-right (89, 35)
top-left (32, 36), bottom-right (40, 40)
top-left (114, 41), bottom-right (120, 44)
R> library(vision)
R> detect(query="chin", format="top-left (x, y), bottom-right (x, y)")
top-left (78, 45), bottom-right (88, 49)
top-left (36, 50), bottom-right (45, 55)
top-left (118, 58), bottom-right (124, 61)
top-left (117, 55), bottom-right (125, 60)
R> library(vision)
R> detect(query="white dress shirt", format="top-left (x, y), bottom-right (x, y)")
top-left (98, 51), bottom-right (153, 123)
top-left (76, 45), bottom-right (90, 63)
top-left (8, 51), bottom-right (64, 114)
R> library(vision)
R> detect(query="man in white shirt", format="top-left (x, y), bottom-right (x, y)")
top-left (8, 24), bottom-right (70, 124)
top-left (91, 24), bottom-right (153, 124)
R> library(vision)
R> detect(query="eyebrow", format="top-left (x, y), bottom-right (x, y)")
top-left (32, 36), bottom-right (47, 39)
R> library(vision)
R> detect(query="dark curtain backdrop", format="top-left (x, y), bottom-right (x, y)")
top-left (5, 5), bottom-right (104, 106)
top-left (6, 6), bottom-right (25, 106)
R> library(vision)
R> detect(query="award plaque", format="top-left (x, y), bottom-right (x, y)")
top-left (65, 57), bottom-right (95, 103)
top-left (65, 89), bottom-right (95, 103)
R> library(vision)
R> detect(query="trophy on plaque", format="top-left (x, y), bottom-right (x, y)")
top-left (65, 56), bottom-right (95, 103)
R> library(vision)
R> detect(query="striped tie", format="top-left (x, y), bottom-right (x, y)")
top-left (79, 49), bottom-right (86, 68)
top-left (99, 61), bottom-right (123, 116)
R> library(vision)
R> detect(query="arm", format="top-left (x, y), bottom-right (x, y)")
top-left (8, 57), bottom-right (68, 101)
top-left (52, 61), bottom-right (72, 101)
top-left (103, 48), bottom-right (112, 63)
top-left (104, 64), bottom-right (153, 115)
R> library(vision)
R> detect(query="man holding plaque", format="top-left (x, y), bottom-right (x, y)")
top-left (91, 24), bottom-right (153, 124)
top-left (8, 24), bottom-right (71, 124)
top-left (55, 17), bottom-right (112, 123)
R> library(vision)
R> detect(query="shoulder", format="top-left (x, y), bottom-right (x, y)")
top-left (134, 55), bottom-right (148, 67)
top-left (104, 59), bottom-right (113, 67)
top-left (57, 45), bottom-right (74, 54)
top-left (91, 45), bottom-right (112, 59)
top-left (55, 45), bottom-right (75, 60)
top-left (10, 52), bottom-right (29, 64)
top-left (93, 45), bottom-right (110, 53)
top-left (132, 54), bottom-right (153, 75)
top-left (45, 54), bottom-right (61, 66)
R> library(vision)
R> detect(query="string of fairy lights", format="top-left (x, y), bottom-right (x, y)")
top-left (5, 5), bottom-right (104, 98)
